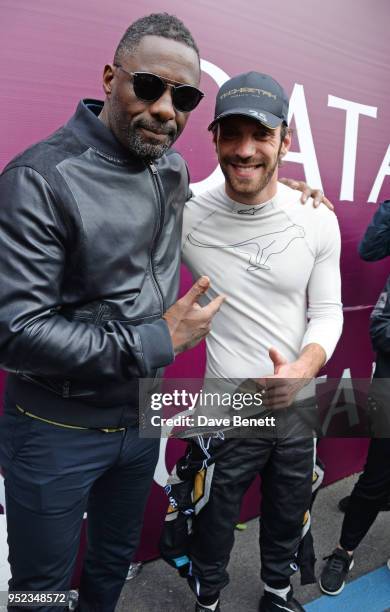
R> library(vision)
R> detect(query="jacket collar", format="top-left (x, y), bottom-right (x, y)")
top-left (66, 99), bottom-right (143, 164)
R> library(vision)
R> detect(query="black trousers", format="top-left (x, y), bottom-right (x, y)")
top-left (0, 392), bottom-right (159, 612)
top-left (187, 435), bottom-right (314, 600)
top-left (340, 438), bottom-right (390, 551)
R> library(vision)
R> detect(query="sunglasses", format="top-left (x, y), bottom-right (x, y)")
top-left (114, 65), bottom-right (204, 113)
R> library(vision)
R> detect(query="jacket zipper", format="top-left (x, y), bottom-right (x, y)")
top-left (93, 302), bottom-right (107, 325)
top-left (148, 162), bottom-right (166, 313)
top-left (63, 380), bottom-right (70, 398)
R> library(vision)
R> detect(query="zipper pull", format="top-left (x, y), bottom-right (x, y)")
top-left (63, 381), bottom-right (70, 398)
top-left (149, 162), bottom-right (158, 174)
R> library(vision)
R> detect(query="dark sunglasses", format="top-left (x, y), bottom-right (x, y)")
top-left (114, 65), bottom-right (204, 113)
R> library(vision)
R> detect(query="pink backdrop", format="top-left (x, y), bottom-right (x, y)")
top-left (0, 0), bottom-right (389, 562)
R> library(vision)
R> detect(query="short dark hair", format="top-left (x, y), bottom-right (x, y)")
top-left (114, 13), bottom-right (200, 64)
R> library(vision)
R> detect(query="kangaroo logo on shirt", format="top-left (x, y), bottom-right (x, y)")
top-left (188, 224), bottom-right (305, 271)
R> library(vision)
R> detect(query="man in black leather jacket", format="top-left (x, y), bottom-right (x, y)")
top-left (0, 13), bottom-right (225, 611)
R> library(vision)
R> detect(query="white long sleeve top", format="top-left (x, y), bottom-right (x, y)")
top-left (182, 181), bottom-right (343, 380)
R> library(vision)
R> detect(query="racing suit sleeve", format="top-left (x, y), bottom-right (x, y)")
top-left (300, 211), bottom-right (343, 363)
top-left (0, 166), bottom-right (174, 382)
top-left (358, 199), bottom-right (390, 261)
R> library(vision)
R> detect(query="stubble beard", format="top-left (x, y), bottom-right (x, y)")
top-left (110, 105), bottom-right (177, 161)
top-left (221, 144), bottom-right (283, 200)
top-left (223, 156), bottom-right (279, 199)
top-left (126, 126), bottom-right (175, 161)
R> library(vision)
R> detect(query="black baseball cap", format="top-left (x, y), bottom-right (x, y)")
top-left (208, 71), bottom-right (289, 131)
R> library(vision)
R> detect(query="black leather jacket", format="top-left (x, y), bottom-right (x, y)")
top-left (0, 100), bottom-right (189, 427)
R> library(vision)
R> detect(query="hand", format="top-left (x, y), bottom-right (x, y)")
top-left (163, 276), bottom-right (225, 355)
top-left (256, 347), bottom-right (311, 409)
top-left (279, 178), bottom-right (334, 210)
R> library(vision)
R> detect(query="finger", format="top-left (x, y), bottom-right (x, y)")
top-left (181, 275), bottom-right (210, 306)
top-left (263, 387), bottom-right (291, 404)
top-left (264, 389), bottom-right (289, 403)
top-left (263, 397), bottom-right (289, 410)
top-left (268, 346), bottom-right (288, 371)
top-left (202, 294), bottom-right (226, 318)
top-left (263, 382), bottom-right (288, 397)
top-left (263, 377), bottom-right (286, 391)
top-left (255, 377), bottom-right (267, 390)
top-left (311, 190), bottom-right (323, 208)
top-left (279, 177), bottom-right (299, 189)
top-left (323, 196), bottom-right (334, 211)
top-left (299, 186), bottom-right (310, 204)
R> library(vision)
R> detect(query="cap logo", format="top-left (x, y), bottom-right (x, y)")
top-left (248, 110), bottom-right (268, 122)
top-left (220, 87), bottom-right (277, 100)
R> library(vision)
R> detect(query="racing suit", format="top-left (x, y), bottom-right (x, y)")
top-left (163, 182), bottom-right (343, 599)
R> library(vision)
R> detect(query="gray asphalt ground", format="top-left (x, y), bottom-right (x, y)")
top-left (118, 474), bottom-right (390, 612)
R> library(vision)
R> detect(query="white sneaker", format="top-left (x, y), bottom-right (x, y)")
top-left (126, 561), bottom-right (143, 580)
top-left (68, 590), bottom-right (79, 611)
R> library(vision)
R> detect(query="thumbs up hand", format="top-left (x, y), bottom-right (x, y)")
top-left (163, 276), bottom-right (226, 355)
top-left (268, 346), bottom-right (289, 374)
top-left (257, 346), bottom-right (311, 409)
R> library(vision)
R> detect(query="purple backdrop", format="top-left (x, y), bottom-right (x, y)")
top-left (0, 0), bottom-right (389, 564)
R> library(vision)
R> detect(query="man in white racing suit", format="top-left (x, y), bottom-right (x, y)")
top-left (178, 71), bottom-right (343, 612)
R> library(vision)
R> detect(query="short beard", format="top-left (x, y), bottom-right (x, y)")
top-left (222, 156), bottom-right (278, 198)
top-left (126, 129), bottom-right (174, 161)
top-left (222, 142), bottom-right (283, 199)
top-left (110, 104), bottom-right (177, 161)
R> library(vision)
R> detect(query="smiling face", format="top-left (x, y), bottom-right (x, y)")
top-left (215, 116), bottom-right (291, 204)
top-left (100, 35), bottom-right (201, 160)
